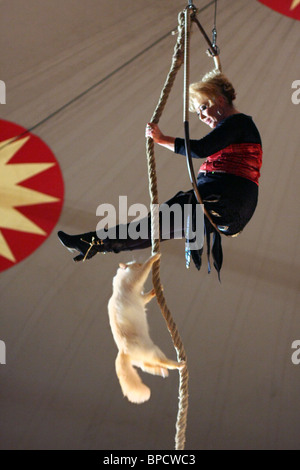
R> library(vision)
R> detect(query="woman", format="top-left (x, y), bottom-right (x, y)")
top-left (58, 70), bottom-right (262, 275)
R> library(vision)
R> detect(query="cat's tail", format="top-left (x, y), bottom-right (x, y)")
top-left (115, 352), bottom-right (151, 404)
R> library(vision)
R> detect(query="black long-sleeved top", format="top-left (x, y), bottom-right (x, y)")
top-left (174, 113), bottom-right (262, 185)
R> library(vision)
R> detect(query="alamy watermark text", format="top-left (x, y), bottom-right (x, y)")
top-left (95, 196), bottom-right (204, 250)
top-left (291, 80), bottom-right (300, 104)
top-left (0, 340), bottom-right (6, 365)
top-left (0, 80), bottom-right (6, 104)
top-left (291, 340), bottom-right (300, 365)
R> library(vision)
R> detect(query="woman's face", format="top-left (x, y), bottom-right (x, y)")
top-left (195, 95), bottom-right (224, 129)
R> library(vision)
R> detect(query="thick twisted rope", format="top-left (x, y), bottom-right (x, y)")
top-left (145, 10), bottom-right (189, 451)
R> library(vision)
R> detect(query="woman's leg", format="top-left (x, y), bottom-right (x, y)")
top-left (58, 190), bottom-right (196, 261)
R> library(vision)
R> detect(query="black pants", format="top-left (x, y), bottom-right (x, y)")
top-left (196, 173), bottom-right (258, 236)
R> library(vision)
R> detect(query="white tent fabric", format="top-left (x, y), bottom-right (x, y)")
top-left (0, 0), bottom-right (300, 450)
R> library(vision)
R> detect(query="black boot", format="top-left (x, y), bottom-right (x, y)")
top-left (57, 231), bottom-right (106, 262)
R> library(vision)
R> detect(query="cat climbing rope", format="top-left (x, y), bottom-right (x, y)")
top-left (108, 253), bottom-right (184, 405)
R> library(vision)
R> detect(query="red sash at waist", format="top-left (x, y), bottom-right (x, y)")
top-left (199, 143), bottom-right (262, 185)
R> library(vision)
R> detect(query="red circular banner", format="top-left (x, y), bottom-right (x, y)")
top-left (257, 0), bottom-right (300, 20)
top-left (0, 119), bottom-right (64, 272)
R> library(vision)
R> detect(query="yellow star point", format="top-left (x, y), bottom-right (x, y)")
top-left (0, 135), bottom-right (60, 262)
top-left (0, 231), bottom-right (16, 262)
top-left (290, 0), bottom-right (300, 10)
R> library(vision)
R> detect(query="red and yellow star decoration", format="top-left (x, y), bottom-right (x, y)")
top-left (258, 0), bottom-right (300, 20)
top-left (0, 119), bottom-right (64, 272)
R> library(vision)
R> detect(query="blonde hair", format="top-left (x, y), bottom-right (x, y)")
top-left (189, 69), bottom-right (236, 112)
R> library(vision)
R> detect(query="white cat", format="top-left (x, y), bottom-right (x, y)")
top-left (108, 253), bottom-right (184, 404)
